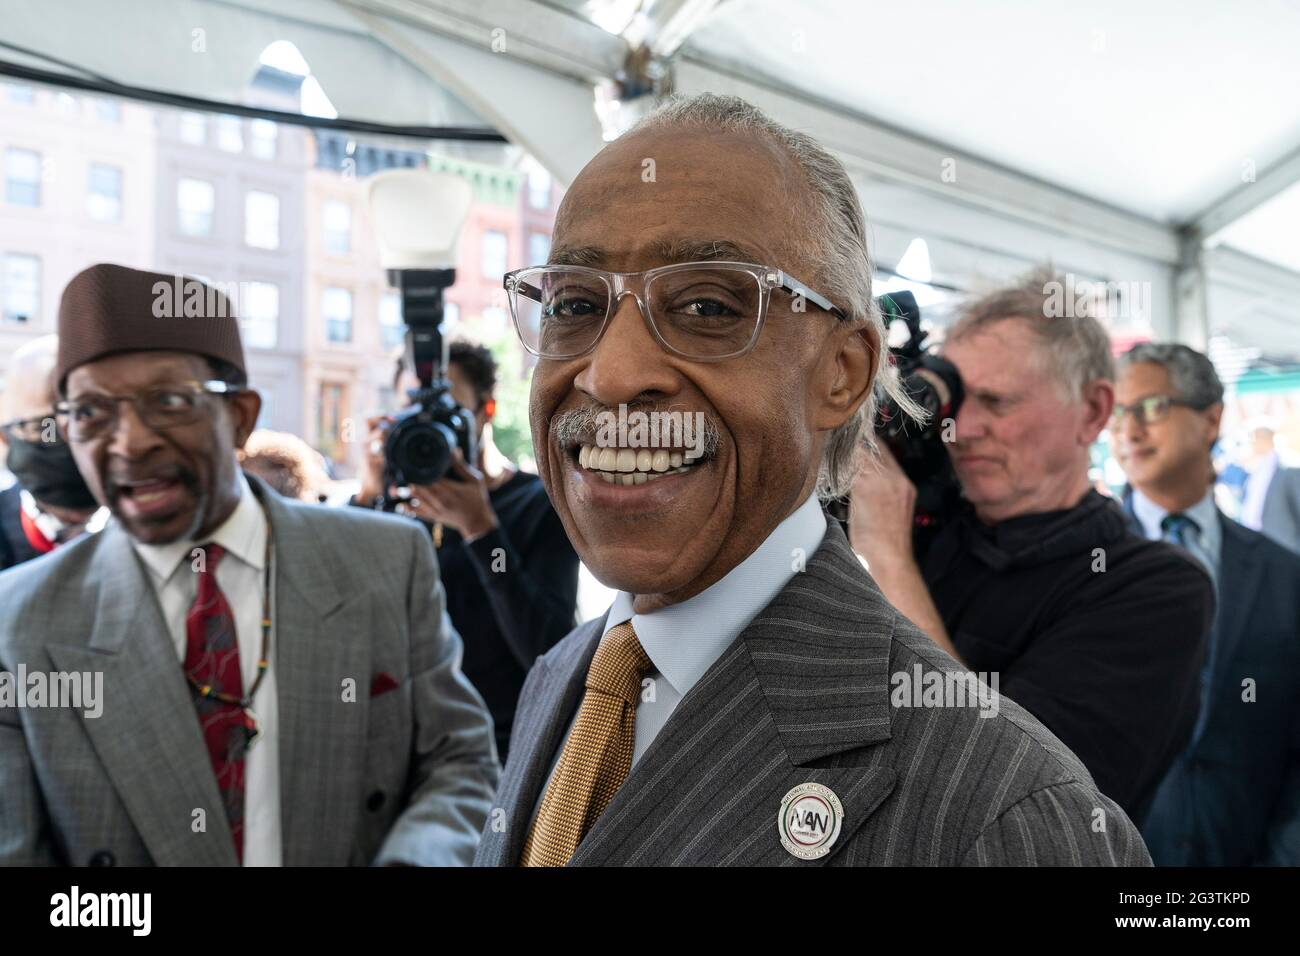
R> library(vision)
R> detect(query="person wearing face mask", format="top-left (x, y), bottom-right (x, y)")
top-left (1, 335), bottom-right (104, 570)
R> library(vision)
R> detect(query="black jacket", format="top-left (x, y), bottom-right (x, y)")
top-left (919, 490), bottom-right (1213, 824)
top-left (1135, 510), bottom-right (1300, 865)
top-left (0, 485), bottom-right (41, 572)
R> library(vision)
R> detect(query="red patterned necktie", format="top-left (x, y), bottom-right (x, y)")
top-left (183, 542), bottom-right (248, 861)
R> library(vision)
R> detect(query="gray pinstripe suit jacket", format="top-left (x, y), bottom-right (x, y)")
top-left (0, 474), bottom-right (499, 866)
top-left (475, 515), bottom-right (1152, 866)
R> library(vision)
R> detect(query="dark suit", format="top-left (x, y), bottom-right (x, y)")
top-left (0, 485), bottom-right (42, 571)
top-left (476, 516), bottom-right (1150, 866)
top-left (1136, 510), bottom-right (1300, 865)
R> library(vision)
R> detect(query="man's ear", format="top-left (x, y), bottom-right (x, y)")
top-left (230, 390), bottom-right (262, 449)
top-left (1204, 402), bottom-right (1224, 449)
top-left (814, 322), bottom-right (878, 432)
top-left (1078, 378), bottom-right (1114, 445)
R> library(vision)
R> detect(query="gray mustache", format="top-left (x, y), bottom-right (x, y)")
top-left (552, 402), bottom-right (721, 458)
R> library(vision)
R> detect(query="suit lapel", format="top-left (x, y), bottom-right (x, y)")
top-left (47, 522), bottom-right (238, 866)
top-left (483, 616), bottom-right (604, 866)
top-left (570, 518), bottom-right (899, 866)
top-left (258, 481), bottom-right (372, 866)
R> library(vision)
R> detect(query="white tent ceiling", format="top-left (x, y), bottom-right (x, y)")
top-left (2, 0), bottom-right (1297, 352)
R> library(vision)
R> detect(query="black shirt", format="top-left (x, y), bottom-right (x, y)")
top-left (428, 471), bottom-right (578, 760)
top-left (0, 485), bottom-right (41, 572)
top-left (919, 490), bottom-right (1214, 824)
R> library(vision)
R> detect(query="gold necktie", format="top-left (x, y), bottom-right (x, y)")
top-left (521, 622), bottom-right (653, 867)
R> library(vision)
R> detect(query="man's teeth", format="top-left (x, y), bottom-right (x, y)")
top-left (576, 444), bottom-right (694, 484)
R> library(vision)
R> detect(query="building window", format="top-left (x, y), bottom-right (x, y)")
top-left (178, 111), bottom-right (207, 145)
top-left (481, 230), bottom-right (508, 279)
top-left (5, 148), bottom-right (41, 207)
top-left (177, 178), bottom-right (215, 236)
top-left (2, 254), bottom-right (40, 325)
top-left (380, 291), bottom-right (404, 349)
top-left (528, 232), bottom-right (551, 266)
top-left (323, 287), bottom-right (352, 343)
top-left (87, 164), bottom-right (123, 223)
top-left (317, 382), bottom-right (347, 461)
top-left (244, 191), bottom-right (280, 250)
top-left (528, 168), bottom-right (552, 209)
top-left (241, 281), bottom-right (279, 349)
top-left (6, 84), bottom-right (34, 105)
top-left (323, 200), bottom-right (351, 255)
top-left (94, 98), bottom-right (121, 122)
top-left (249, 119), bottom-right (277, 160)
top-left (217, 114), bottom-right (243, 153)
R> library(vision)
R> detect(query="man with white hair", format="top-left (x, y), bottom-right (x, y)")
top-left (475, 94), bottom-right (1149, 867)
top-left (850, 269), bottom-right (1214, 826)
top-left (1, 335), bottom-right (102, 570)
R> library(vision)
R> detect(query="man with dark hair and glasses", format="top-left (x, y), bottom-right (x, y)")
top-left (0, 335), bottom-right (104, 570)
top-left (1115, 342), bottom-right (1300, 865)
top-left (0, 263), bottom-right (497, 866)
top-left (474, 93), bottom-right (1149, 867)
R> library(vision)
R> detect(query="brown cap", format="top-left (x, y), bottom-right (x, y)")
top-left (56, 263), bottom-right (246, 394)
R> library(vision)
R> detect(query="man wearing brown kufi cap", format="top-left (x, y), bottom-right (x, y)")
top-left (0, 263), bottom-right (498, 866)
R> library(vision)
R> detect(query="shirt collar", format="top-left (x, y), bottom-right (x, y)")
top-left (132, 472), bottom-right (266, 584)
top-left (602, 492), bottom-right (827, 698)
top-left (1131, 485), bottom-right (1219, 545)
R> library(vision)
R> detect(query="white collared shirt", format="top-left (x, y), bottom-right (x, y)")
top-left (1131, 486), bottom-right (1221, 591)
top-left (533, 492), bottom-right (828, 825)
top-left (131, 472), bottom-right (282, 866)
top-left (605, 492), bottom-right (828, 764)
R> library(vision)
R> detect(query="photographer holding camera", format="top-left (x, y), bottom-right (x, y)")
top-left (849, 267), bottom-right (1213, 824)
top-left (354, 342), bottom-right (579, 760)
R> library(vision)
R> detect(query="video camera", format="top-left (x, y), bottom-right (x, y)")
top-left (829, 289), bottom-right (965, 553)
top-left (366, 170), bottom-right (477, 503)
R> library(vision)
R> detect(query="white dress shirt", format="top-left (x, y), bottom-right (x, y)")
top-left (131, 472), bottom-right (282, 866)
top-left (532, 493), bottom-right (827, 820)
top-left (1131, 485), bottom-right (1221, 592)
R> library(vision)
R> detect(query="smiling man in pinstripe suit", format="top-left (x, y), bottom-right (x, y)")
top-left (476, 93), bottom-right (1150, 867)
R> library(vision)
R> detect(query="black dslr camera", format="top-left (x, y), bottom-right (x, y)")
top-left (829, 290), bottom-right (964, 554)
top-left (380, 269), bottom-right (477, 501)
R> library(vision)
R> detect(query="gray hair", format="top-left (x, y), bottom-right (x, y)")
top-left (627, 93), bottom-right (922, 499)
top-left (946, 265), bottom-right (1115, 398)
top-left (1118, 342), bottom-right (1224, 408)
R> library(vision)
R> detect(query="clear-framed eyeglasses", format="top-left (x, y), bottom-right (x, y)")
top-left (503, 260), bottom-right (847, 362)
top-left (54, 380), bottom-right (242, 443)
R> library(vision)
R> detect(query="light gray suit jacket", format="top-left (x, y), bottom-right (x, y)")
top-left (0, 474), bottom-right (499, 866)
top-left (1261, 465), bottom-right (1300, 556)
top-left (476, 516), bottom-right (1151, 866)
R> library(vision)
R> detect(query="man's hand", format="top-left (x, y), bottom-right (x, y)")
top-left (848, 444), bottom-right (963, 663)
top-left (400, 449), bottom-right (499, 541)
top-left (848, 443), bottom-right (918, 571)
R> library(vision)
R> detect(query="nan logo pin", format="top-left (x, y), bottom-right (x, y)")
top-left (778, 782), bottom-right (843, 860)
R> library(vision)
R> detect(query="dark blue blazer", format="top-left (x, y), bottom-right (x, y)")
top-left (1129, 504), bottom-right (1300, 865)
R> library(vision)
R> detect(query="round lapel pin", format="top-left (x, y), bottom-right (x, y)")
top-left (778, 782), bottom-right (843, 860)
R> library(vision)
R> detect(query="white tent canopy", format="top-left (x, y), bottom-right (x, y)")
top-left (4, 0), bottom-right (1297, 357)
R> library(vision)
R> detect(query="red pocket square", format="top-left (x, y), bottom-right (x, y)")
top-left (370, 673), bottom-right (399, 697)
